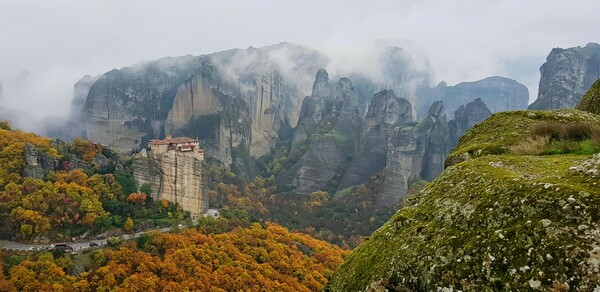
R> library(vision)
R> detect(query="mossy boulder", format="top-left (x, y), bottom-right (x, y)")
top-left (577, 79), bottom-right (600, 115)
top-left (445, 109), bottom-right (600, 167)
top-left (329, 153), bottom-right (600, 291)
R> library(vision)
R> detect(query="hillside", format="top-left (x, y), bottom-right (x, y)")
top-left (1, 220), bottom-right (349, 291)
top-left (329, 92), bottom-right (600, 290)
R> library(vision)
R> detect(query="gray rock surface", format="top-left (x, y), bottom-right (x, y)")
top-left (529, 43), bottom-right (600, 110)
top-left (379, 126), bottom-right (418, 206)
top-left (23, 143), bottom-right (58, 179)
top-left (448, 98), bottom-right (493, 144)
top-left (83, 43), bottom-right (326, 175)
top-left (277, 70), bottom-right (362, 194)
top-left (415, 101), bottom-right (451, 181)
top-left (339, 90), bottom-right (413, 189)
top-left (421, 76), bottom-right (528, 118)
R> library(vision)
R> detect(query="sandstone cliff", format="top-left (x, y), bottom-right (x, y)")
top-left (529, 43), bottom-right (600, 110)
top-left (132, 148), bottom-right (208, 218)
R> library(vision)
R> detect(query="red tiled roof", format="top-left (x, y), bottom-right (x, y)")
top-left (149, 137), bottom-right (200, 146)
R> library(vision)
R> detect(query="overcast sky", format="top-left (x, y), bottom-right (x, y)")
top-left (0, 0), bottom-right (599, 123)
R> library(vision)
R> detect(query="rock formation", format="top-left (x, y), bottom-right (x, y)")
top-left (422, 76), bottom-right (528, 118)
top-left (339, 89), bottom-right (413, 190)
top-left (329, 108), bottom-right (600, 291)
top-left (132, 137), bottom-right (208, 218)
top-left (23, 143), bottom-right (58, 179)
top-left (83, 44), bottom-right (327, 176)
top-left (576, 78), bottom-right (600, 115)
top-left (276, 70), bottom-right (363, 194)
top-left (448, 98), bottom-right (493, 144)
top-left (75, 43), bottom-right (438, 175)
top-left (414, 100), bottom-right (451, 181)
top-left (529, 43), bottom-right (600, 110)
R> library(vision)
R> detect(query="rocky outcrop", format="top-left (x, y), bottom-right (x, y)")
top-left (330, 109), bottom-right (600, 291)
top-left (23, 143), bottom-right (58, 179)
top-left (415, 101), bottom-right (451, 181)
top-left (85, 56), bottom-right (200, 154)
top-left (83, 44), bottom-right (327, 175)
top-left (276, 70), bottom-right (362, 194)
top-left (421, 76), bottom-right (528, 118)
top-left (378, 126), bottom-right (418, 206)
top-left (448, 98), bottom-right (493, 144)
top-left (339, 90), bottom-right (413, 190)
top-left (529, 43), bottom-right (600, 110)
top-left (132, 148), bottom-right (208, 218)
top-left (576, 78), bottom-right (600, 115)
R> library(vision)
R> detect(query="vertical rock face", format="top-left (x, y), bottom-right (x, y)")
top-left (529, 43), bottom-right (600, 110)
top-left (82, 43), bottom-right (327, 175)
top-left (23, 143), bottom-right (58, 179)
top-left (85, 56), bottom-right (199, 154)
top-left (276, 70), bottom-right (363, 194)
top-left (339, 90), bottom-right (413, 189)
top-left (416, 101), bottom-right (451, 181)
top-left (378, 126), bottom-right (418, 206)
top-left (58, 75), bottom-right (99, 141)
top-left (420, 77), bottom-right (528, 118)
top-left (132, 148), bottom-right (208, 218)
top-left (448, 98), bottom-right (493, 144)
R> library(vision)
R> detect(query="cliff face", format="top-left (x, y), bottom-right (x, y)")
top-left (422, 76), bottom-right (528, 118)
top-left (132, 148), bottom-right (208, 218)
top-left (529, 43), bottom-right (600, 110)
top-left (278, 68), bottom-right (494, 204)
top-left (85, 56), bottom-right (199, 153)
top-left (83, 44), bottom-right (327, 175)
top-left (339, 90), bottom-right (413, 190)
top-left (276, 70), bottom-right (363, 194)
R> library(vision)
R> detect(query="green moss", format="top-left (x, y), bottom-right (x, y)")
top-left (329, 154), bottom-right (600, 291)
top-left (577, 79), bottom-right (600, 115)
top-left (446, 109), bottom-right (600, 167)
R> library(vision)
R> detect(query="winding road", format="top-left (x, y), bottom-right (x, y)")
top-left (1, 227), bottom-right (173, 252)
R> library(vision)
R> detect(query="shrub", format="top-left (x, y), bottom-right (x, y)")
top-left (531, 122), bottom-right (600, 141)
top-left (509, 135), bottom-right (549, 155)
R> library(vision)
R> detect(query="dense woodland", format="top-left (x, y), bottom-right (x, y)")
top-left (0, 122), bottom-right (397, 289)
top-left (0, 219), bottom-right (348, 291)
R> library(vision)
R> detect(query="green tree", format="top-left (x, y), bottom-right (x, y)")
top-left (124, 217), bottom-right (134, 232)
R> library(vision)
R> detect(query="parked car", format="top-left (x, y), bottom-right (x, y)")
top-left (89, 242), bottom-right (99, 247)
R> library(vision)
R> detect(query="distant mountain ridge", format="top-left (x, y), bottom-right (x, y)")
top-left (61, 42), bottom-right (528, 201)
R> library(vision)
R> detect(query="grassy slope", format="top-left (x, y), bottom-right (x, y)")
top-left (329, 109), bottom-right (600, 291)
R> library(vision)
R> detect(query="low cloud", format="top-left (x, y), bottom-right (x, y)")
top-left (0, 0), bottom-right (599, 133)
